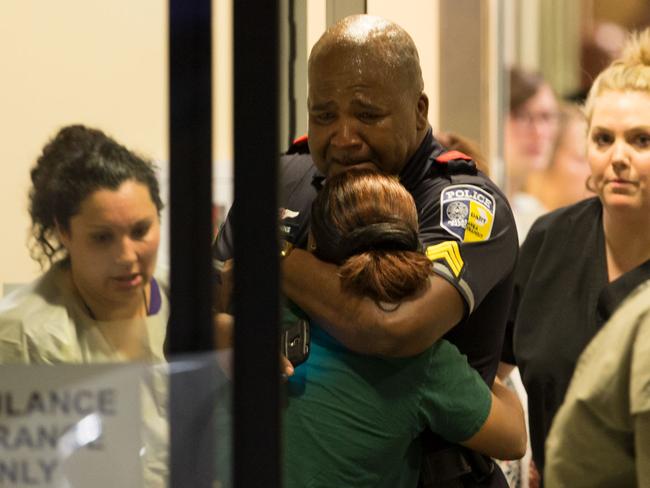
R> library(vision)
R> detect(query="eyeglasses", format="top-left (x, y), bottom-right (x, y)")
top-left (511, 110), bottom-right (559, 128)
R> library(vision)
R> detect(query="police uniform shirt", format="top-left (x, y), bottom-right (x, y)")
top-left (214, 129), bottom-right (518, 384)
top-left (399, 130), bottom-right (517, 383)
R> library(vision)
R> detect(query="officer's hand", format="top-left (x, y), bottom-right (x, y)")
top-left (213, 313), bottom-right (234, 379)
top-left (214, 259), bottom-right (234, 312)
top-left (281, 354), bottom-right (294, 380)
top-left (214, 312), bottom-right (234, 350)
top-left (214, 312), bottom-right (294, 380)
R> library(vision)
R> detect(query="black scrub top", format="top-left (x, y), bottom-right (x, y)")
top-left (503, 196), bottom-right (650, 476)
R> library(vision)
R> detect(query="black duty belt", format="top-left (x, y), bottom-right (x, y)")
top-left (419, 446), bottom-right (506, 488)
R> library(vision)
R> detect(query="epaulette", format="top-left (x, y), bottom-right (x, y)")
top-left (286, 135), bottom-right (310, 155)
top-left (433, 150), bottom-right (477, 175)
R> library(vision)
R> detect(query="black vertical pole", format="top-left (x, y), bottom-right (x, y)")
top-left (233, 1), bottom-right (282, 488)
top-left (168, 0), bottom-right (213, 353)
top-left (287, 0), bottom-right (297, 146)
top-left (168, 1), bottom-right (214, 487)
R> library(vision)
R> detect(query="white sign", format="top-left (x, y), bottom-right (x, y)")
top-left (0, 364), bottom-right (143, 487)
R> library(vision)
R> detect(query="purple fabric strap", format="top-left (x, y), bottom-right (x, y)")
top-left (148, 278), bottom-right (162, 315)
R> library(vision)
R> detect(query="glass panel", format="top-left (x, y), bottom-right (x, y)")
top-left (0, 0), bottom-right (169, 293)
top-left (0, 0), bottom-right (171, 367)
top-left (0, 356), bottom-right (232, 487)
top-left (0, 1), bottom-right (232, 486)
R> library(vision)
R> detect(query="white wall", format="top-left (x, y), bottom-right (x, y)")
top-left (0, 0), bottom-right (529, 289)
top-left (214, 0), bottom-right (233, 217)
top-left (0, 1), bottom-right (167, 288)
top-left (367, 0), bottom-right (440, 130)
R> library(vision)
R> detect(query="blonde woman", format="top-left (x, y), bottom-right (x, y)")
top-left (502, 29), bottom-right (650, 483)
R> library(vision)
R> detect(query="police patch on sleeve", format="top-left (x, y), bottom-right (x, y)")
top-left (440, 184), bottom-right (496, 242)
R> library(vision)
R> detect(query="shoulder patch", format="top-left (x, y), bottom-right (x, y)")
top-left (435, 150), bottom-right (472, 163)
top-left (425, 241), bottom-right (464, 278)
top-left (292, 134), bottom-right (308, 145)
top-left (440, 184), bottom-right (495, 242)
top-left (286, 135), bottom-right (310, 155)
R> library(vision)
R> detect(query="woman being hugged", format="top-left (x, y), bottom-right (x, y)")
top-left (281, 168), bottom-right (526, 488)
top-left (0, 124), bottom-right (168, 484)
top-left (502, 28), bottom-right (650, 483)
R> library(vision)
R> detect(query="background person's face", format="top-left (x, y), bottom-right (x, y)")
top-left (307, 48), bottom-right (427, 177)
top-left (505, 84), bottom-right (559, 176)
top-left (587, 90), bottom-right (650, 213)
top-left (59, 180), bottom-right (160, 307)
top-left (551, 117), bottom-right (591, 203)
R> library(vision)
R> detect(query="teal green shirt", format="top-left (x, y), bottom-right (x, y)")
top-left (284, 323), bottom-right (492, 488)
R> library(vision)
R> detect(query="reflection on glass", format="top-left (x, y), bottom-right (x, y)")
top-left (0, 125), bottom-right (170, 486)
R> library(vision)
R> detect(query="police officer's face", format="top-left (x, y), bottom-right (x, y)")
top-left (587, 90), bottom-right (650, 213)
top-left (307, 48), bottom-right (428, 177)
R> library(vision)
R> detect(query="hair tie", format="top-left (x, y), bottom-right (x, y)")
top-left (340, 221), bottom-right (420, 258)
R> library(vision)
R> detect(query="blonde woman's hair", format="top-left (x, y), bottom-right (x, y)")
top-left (584, 28), bottom-right (650, 122)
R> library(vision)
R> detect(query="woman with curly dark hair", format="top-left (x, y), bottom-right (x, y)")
top-left (0, 124), bottom-right (168, 485)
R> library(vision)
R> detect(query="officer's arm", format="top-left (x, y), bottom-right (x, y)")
top-left (282, 248), bottom-right (464, 357)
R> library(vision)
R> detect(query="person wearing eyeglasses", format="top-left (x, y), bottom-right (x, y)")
top-left (504, 67), bottom-right (560, 243)
top-left (502, 29), bottom-right (650, 485)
